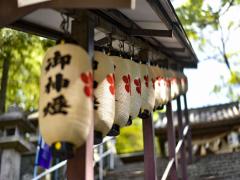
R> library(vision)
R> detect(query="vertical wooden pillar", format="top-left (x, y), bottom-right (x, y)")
top-left (67, 12), bottom-right (95, 180)
top-left (158, 136), bottom-right (166, 157)
top-left (183, 94), bottom-right (193, 164)
top-left (142, 112), bottom-right (157, 180)
top-left (177, 97), bottom-right (188, 180)
top-left (166, 102), bottom-right (177, 180)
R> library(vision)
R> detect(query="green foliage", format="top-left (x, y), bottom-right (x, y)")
top-left (229, 71), bottom-right (240, 84)
top-left (176, 0), bottom-right (240, 100)
top-left (116, 111), bottom-right (162, 154)
top-left (116, 118), bottom-right (143, 154)
top-left (0, 28), bottom-right (55, 111)
top-left (213, 85), bottom-right (222, 94)
top-left (176, 0), bottom-right (239, 37)
top-left (176, 0), bottom-right (219, 40)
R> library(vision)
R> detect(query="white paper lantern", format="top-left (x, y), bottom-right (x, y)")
top-left (39, 43), bottom-right (93, 157)
top-left (169, 70), bottom-right (180, 99)
top-left (164, 69), bottom-right (172, 104)
top-left (110, 56), bottom-right (131, 133)
top-left (140, 64), bottom-right (154, 112)
top-left (180, 73), bottom-right (188, 94)
top-left (175, 71), bottom-right (183, 95)
top-left (158, 68), bottom-right (171, 105)
top-left (151, 65), bottom-right (161, 108)
top-left (175, 71), bottom-right (182, 97)
top-left (147, 65), bottom-right (156, 111)
top-left (93, 52), bottom-right (115, 142)
top-left (128, 60), bottom-right (142, 119)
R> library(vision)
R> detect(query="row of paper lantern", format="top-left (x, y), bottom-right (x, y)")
top-left (39, 43), bottom-right (188, 158)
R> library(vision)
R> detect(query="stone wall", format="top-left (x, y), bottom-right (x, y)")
top-left (105, 152), bottom-right (240, 180)
top-left (20, 154), bottom-right (35, 180)
top-left (0, 149), bottom-right (21, 180)
top-left (188, 152), bottom-right (240, 180)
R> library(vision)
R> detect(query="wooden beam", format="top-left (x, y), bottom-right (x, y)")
top-left (9, 20), bottom-right (113, 49)
top-left (167, 47), bottom-right (185, 52)
top-left (8, 20), bottom-right (64, 40)
top-left (0, 0), bottom-right (135, 27)
top-left (128, 29), bottom-right (172, 37)
top-left (66, 13), bottom-right (94, 180)
top-left (95, 36), bottom-right (110, 46)
top-left (183, 94), bottom-right (193, 164)
top-left (176, 97), bottom-right (188, 180)
top-left (193, 132), bottom-right (227, 145)
top-left (19, 0), bottom-right (136, 8)
top-left (156, 123), bottom-right (240, 140)
top-left (142, 112), bottom-right (157, 180)
top-left (166, 102), bottom-right (177, 180)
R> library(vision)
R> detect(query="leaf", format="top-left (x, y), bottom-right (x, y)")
top-left (228, 71), bottom-right (240, 85)
top-left (227, 21), bottom-right (234, 30)
top-left (0, 28), bottom-right (55, 112)
top-left (213, 85), bottom-right (222, 93)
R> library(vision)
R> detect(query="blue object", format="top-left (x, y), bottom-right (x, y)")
top-left (38, 138), bottom-right (52, 169)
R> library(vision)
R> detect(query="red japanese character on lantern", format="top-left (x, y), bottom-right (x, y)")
top-left (81, 72), bottom-right (93, 97)
top-left (122, 74), bottom-right (131, 94)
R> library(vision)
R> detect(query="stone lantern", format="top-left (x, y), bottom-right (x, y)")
top-left (0, 107), bottom-right (35, 180)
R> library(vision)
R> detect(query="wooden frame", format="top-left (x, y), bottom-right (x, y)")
top-left (166, 102), bottom-right (177, 180)
top-left (161, 97), bottom-right (191, 180)
top-left (0, 0), bottom-right (135, 27)
top-left (0, 1), bottom-right (198, 179)
top-left (142, 113), bottom-right (157, 180)
top-left (18, 0), bottom-right (136, 8)
top-left (66, 15), bottom-right (95, 180)
top-left (177, 96), bottom-right (188, 180)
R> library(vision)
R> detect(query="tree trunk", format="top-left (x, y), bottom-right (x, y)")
top-left (0, 55), bottom-right (10, 114)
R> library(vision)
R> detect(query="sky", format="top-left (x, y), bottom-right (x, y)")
top-left (172, 0), bottom-right (240, 108)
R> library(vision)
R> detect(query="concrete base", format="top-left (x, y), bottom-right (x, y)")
top-left (0, 149), bottom-right (21, 180)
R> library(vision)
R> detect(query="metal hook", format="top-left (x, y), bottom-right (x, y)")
top-left (119, 40), bottom-right (125, 57)
top-left (132, 43), bottom-right (135, 58)
top-left (129, 41), bottom-right (134, 60)
top-left (60, 13), bottom-right (70, 36)
top-left (107, 34), bottom-right (113, 55)
top-left (148, 51), bottom-right (152, 65)
top-left (151, 51), bottom-right (154, 64)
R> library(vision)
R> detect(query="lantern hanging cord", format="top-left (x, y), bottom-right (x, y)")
top-left (107, 34), bottom-right (113, 55)
top-left (119, 40), bottom-right (125, 57)
top-left (130, 43), bottom-right (135, 60)
top-left (146, 50), bottom-right (151, 66)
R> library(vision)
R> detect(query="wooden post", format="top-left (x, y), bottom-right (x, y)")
top-left (166, 102), bottom-right (177, 180)
top-left (177, 97), bottom-right (188, 180)
top-left (158, 136), bottom-right (166, 157)
top-left (183, 94), bottom-right (193, 164)
top-left (142, 112), bottom-right (157, 180)
top-left (66, 12), bottom-right (94, 180)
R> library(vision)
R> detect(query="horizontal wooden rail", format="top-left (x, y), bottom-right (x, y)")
top-left (161, 125), bottom-right (190, 180)
top-left (183, 125), bottom-right (189, 137)
top-left (33, 160), bottom-right (67, 180)
top-left (33, 137), bottom-right (115, 180)
top-left (175, 125), bottom-right (189, 154)
top-left (161, 159), bottom-right (174, 180)
top-left (175, 140), bottom-right (183, 154)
